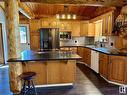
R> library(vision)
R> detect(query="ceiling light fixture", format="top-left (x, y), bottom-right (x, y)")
top-left (56, 6), bottom-right (76, 20)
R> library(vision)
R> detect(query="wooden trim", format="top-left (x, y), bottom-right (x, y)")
top-left (0, 23), bottom-right (4, 64)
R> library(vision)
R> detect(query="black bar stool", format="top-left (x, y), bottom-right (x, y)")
top-left (19, 62), bottom-right (37, 95)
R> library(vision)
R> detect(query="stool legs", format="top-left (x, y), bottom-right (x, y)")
top-left (31, 81), bottom-right (37, 95)
top-left (20, 80), bottom-right (37, 95)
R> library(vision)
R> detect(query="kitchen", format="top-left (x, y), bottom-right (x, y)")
top-left (0, 0), bottom-right (127, 95)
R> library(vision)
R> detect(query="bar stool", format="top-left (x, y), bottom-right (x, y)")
top-left (19, 71), bottom-right (37, 95)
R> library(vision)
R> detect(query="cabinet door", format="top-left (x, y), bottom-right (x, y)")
top-left (59, 21), bottom-right (72, 31)
top-left (47, 60), bottom-right (76, 84)
top-left (83, 48), bottom-right (91, 66)
top-left (88, 23), bottom-right (95, 36)
top-left (107, 14), bottom-right (113, 35)
top-left (102, 12), bottom-right (113, 36)
top-left (109, 56), bottom-right (126, 84)
top-left (77, 47), bottom-right (84, 62)
top-left (80, 21), bottom-right (88, 36)
top-left (99, 53), bottom-right (108, 78)
top-left (71, 21), bottom-right (80, 36)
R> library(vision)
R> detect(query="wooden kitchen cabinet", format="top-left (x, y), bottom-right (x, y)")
top-left (77, 47), bottom-right (84, 61)
top-left (99, 53), bottom-right (109, 79)
top-left (47, 60), bottom-right (76, 84)
top-left (88, 23), bottom-right (95, 36)
top-left (80, 21), bottom-right (89, 36)
top-left (109, 56), bottom-right (127, 84)
top-left (80, 21), bottom-right (95, 36)
top-left (102, 12), bottom-right (113, 36)
top-left (71, 21), bottom-right (80, 36)
top-left (83, 48), bottom-right (91, 66)
top-left (59, 21), bottom-right (72, 31)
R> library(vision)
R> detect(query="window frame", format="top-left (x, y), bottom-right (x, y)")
top-left (19, 24), bottom-right (30, 44)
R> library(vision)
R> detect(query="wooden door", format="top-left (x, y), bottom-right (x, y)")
top-left (0, 24), bottom-right (4, 64)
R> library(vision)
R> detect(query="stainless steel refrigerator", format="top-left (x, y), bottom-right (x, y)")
top-left (39, 28), bottom-right (59, 51)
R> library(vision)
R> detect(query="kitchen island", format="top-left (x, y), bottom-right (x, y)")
top-left (8, 50), bottom-right (81, 92)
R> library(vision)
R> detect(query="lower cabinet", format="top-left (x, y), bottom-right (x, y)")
top-left (77, 47), bottom-right (84, 62)
top-left (83, 48), bottom-right (91, 66)
top-left (77, 47), bottom-right (127, 84)
top-left (99, 53), bottom-right (109, 79)
top-left (108, 56), bottom-right (127, 84)
top-left (78, 47), bottom-right (91, 66)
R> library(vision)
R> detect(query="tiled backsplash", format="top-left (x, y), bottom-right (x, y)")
top-left (60, 37), bottom-right (85, 46)
top-left (60, 35), bottom-right (127, 49)
top-left (60, 36), bottom-right (94, 46)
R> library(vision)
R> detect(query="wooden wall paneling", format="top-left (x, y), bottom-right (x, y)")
top-left (29, 19), bottom-right (41, 50)
top-left (0, 24), bottom-right (4, 64)
top-left (23, 62), bottom-right (47, 85)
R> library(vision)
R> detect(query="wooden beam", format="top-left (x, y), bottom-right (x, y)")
top-left (20, 0), bottom-right (126, 7)
top-left (5, 0), bottom-right (22, 93)
top-left (19, 2), bottom-right (35, 19)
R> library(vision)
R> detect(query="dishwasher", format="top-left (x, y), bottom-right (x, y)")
top-left (91, 50), bottom-right (99, 73)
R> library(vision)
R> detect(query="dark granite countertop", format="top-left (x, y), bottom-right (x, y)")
top-left (79, 45), bottom-right (127, 56)
top-left (60, 45), bottom-right (127, 56)
top-left (7, 50), bottom-right (81, 62)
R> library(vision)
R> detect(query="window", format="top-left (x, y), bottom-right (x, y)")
top-left (19, 26), bottom-right (27, 43)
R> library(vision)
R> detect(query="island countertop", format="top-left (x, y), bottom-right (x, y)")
top-left (8, 50), bottom-right (81, 62)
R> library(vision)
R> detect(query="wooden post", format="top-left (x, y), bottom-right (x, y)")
top-left (5, 0), bottom-right (22, 94)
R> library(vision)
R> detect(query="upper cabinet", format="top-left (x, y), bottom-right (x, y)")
top-left (89, 11), bottom-right (113, 36)
top-left (59, 21), bottom-right (80, 36)
top-left (80, 21), bottom-right (95, 36)
top-left (71, 21), bottom-right (80, 36)
top-left (102, 12), bottom-right (113, 36)
top-left (59, 21), bottom-right (72, 31)
top-left (80, 21), bottom-right (88, 36)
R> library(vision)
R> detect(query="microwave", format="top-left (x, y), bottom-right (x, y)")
top-left (59, 31), bottom-right (71, 40)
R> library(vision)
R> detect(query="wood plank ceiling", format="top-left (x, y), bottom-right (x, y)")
top-left (21, 0), bottom-right (127, 7)
top-left (25, 3), bottom-right (115, 20)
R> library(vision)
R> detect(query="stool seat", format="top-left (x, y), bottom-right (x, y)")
top-left (20, 71), bottom-right (37, 95)
top-left (20, 72), bottom-right (36, 80)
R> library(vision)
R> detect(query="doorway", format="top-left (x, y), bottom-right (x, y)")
top-left (0, 23), bottom-right (4, 64)
top-left (19, 24), bottom-right (30, 52)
